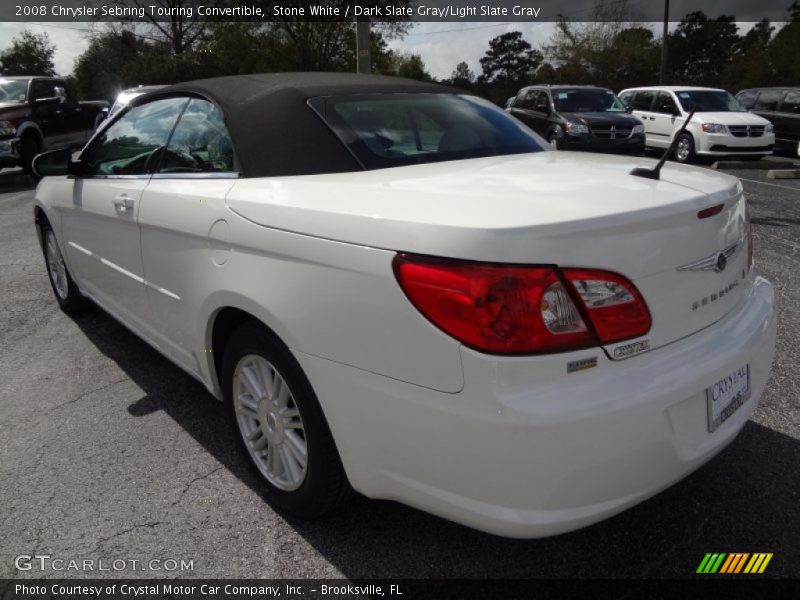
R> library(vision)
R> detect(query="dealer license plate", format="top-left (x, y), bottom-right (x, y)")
top-left (707, 365), bottom-right (750, 433)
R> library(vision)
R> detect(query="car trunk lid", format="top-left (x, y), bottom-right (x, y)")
top-left (226, 152), bottom-right (750, 355)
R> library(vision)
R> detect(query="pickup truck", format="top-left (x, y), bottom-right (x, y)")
top-left (0, 76), bottom-right (109, 173)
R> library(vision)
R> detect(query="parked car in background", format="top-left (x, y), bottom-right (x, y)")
top-left (0, 76), bottom-right (109, 173)
top-left (619, 86), bottom-right (775, 164)
top-left (736, 87), bottom-right (800, 157)
top-left (31, 73), bottom-right (776, 538)
top-left (109, 85), bottom-right (166, 117)
top-left (507, 85), bottom-right (645, 155)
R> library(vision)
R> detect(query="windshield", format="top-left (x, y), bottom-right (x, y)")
top-left (674, 90), bottom-right (747, 112)
top-left (552, 89), bottom-right (626, 113)
top-left (311, 93), bottom-right (545, 170)
top-left (0, 79), bottom-right (29, 104)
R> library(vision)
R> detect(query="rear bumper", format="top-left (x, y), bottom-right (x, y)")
top-left (298, 276), bottom-right (776, 538)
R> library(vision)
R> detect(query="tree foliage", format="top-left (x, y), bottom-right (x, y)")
top-left (667, 12), bottom-right (740, 86)
top-left (0, 30), bottom-right (56, 76)
top-left (479, 31), bottom-right (541, 83)
top-left (450, 62), bottom-right (475, 87)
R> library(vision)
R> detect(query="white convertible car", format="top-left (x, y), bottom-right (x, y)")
top-left (32, 73), bottom-right (776, 538)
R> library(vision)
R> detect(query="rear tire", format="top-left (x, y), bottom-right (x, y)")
top-left (42, 223), bottom-right (88, 314)
top-left (674, 133), bottom-right (696, 164)
top-left (20, 134), bottom-right (41, 176)
top-left (548, 132), bottom-right (562, 150)
top-left (222, 324), bottom-right (351, 518)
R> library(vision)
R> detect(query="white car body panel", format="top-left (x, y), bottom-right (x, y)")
top-left (620, 86), bottom-right (776, 157)
top-left (33, 146), bottom-right (777, 537)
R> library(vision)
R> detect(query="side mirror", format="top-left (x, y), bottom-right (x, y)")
top-left (535, 103), bottom-right (550, 113)
top-left (625, 105), bottom-right (633, 113)
top-left (32, 148), bottom-right (87, 178)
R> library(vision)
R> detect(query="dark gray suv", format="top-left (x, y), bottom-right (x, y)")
top-left (736, 87), bottom-right (800, 156)
top-left (506, 85), bottom-right (645, 155)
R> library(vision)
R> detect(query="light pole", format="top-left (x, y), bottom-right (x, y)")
top-left (356, 19), bottom-right (371, 74)
top-left (659, 0), bottom-right (669, 84)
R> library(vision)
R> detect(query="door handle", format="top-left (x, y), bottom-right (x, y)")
top-left (113, 196), bottom-right (134, 212)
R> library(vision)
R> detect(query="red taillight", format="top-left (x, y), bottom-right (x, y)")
top-left (393, 254), bottom-right (651, 355)
top-left (561, 269), bottom-right (652, 344)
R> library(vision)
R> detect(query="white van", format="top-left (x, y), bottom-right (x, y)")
top-left (618, 86), bottom-right (775, 163)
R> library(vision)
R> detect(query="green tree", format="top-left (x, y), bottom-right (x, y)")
top-left (767, 2), bottom-right (800, 86)
top-left (73, 30), bottom-right (161, 101)
top-left (381, 52), bottom-right (432, 81)
top-left (450, 61), bottom-right (475, 88)
top-left (0, 30), bottom-right (56, 76)
top-left (604, 27), bottom-right (659, 90)
top-left (479, 31), bottom-right (541, 103)
top-left (723, 19), bottom-right (774, 90)
top-left (667, 12), bottom-right (740, 86)
top-left (104, 0), bottom-right (210, 56)
top-left (480, 31), bottom-right (541, 83)
top-left (542, 18), bottom-right (657, 90)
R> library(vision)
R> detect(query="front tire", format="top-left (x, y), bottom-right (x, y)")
top-left (674, 133), bottom-right (696, 164)
top-left (42, 223), bottom-right (87, 313)
top-left (222, 325), bottom-right (351, 518)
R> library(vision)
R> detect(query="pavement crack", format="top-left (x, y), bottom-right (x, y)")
top-left (87, 521), bottom-right (164, 555)
top-left (167, 466), bottom-right (223, 514)
top-left (49, 376), bottom-right (129, 412)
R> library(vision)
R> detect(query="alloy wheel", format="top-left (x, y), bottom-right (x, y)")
top-left (676, 138), bottom-right (691, 162)
top-left (45, 230), bottom-right (69, 300)
top-left (233, 354), bottom-right (308, 491)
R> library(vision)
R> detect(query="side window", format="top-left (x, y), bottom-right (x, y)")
top-left (736, 90), bottom-right (758, 109)
top-left (518, 89), bottom-right (539, 110)
top-left (632, 90), bottom-right (656, 111)
top-left (534, 91), bottom-right (550, 112)
top-left (653, 92), bottom-right (679, 115)
top-left (29, 80), bottom-right (54, 101)
top-left (80, 97), bottom-right (188, 176)
top-left (158, 98), bottom-right (235, 174)
top-left (619, 91), bottom-right (634, 107)
top-left (781, 91), bottom-right (800, 113)
top-left (754, 90), bottom-right (783, 112)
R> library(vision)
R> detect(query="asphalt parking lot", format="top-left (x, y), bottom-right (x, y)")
top-left (0, 161), bottom-right (798, 580)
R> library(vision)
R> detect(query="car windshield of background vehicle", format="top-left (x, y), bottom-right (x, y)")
top-left (0, 79), bottom-right (29, 104)
top-left (783, 91), bottom-right (800, 113)
top-left (675, 90), bottom-right (747, 112)
top-left (311, 93), bottom-right (545, 170)
top-left (552, 89), bottom-right (627, 113)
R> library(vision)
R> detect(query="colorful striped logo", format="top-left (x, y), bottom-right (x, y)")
top-left (696, 553), bottom-right (773, 574)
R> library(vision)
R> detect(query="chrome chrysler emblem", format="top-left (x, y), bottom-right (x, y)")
top-left (677, 238), bottom-right (742, 273)
top-left (610, 126), bottom-right (616, 140)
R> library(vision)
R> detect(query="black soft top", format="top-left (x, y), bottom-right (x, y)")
top-left (140, 72), bottom-right (460, 178)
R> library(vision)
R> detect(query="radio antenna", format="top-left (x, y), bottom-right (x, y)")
top-left (630, 106), bottom-right (697, 180)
